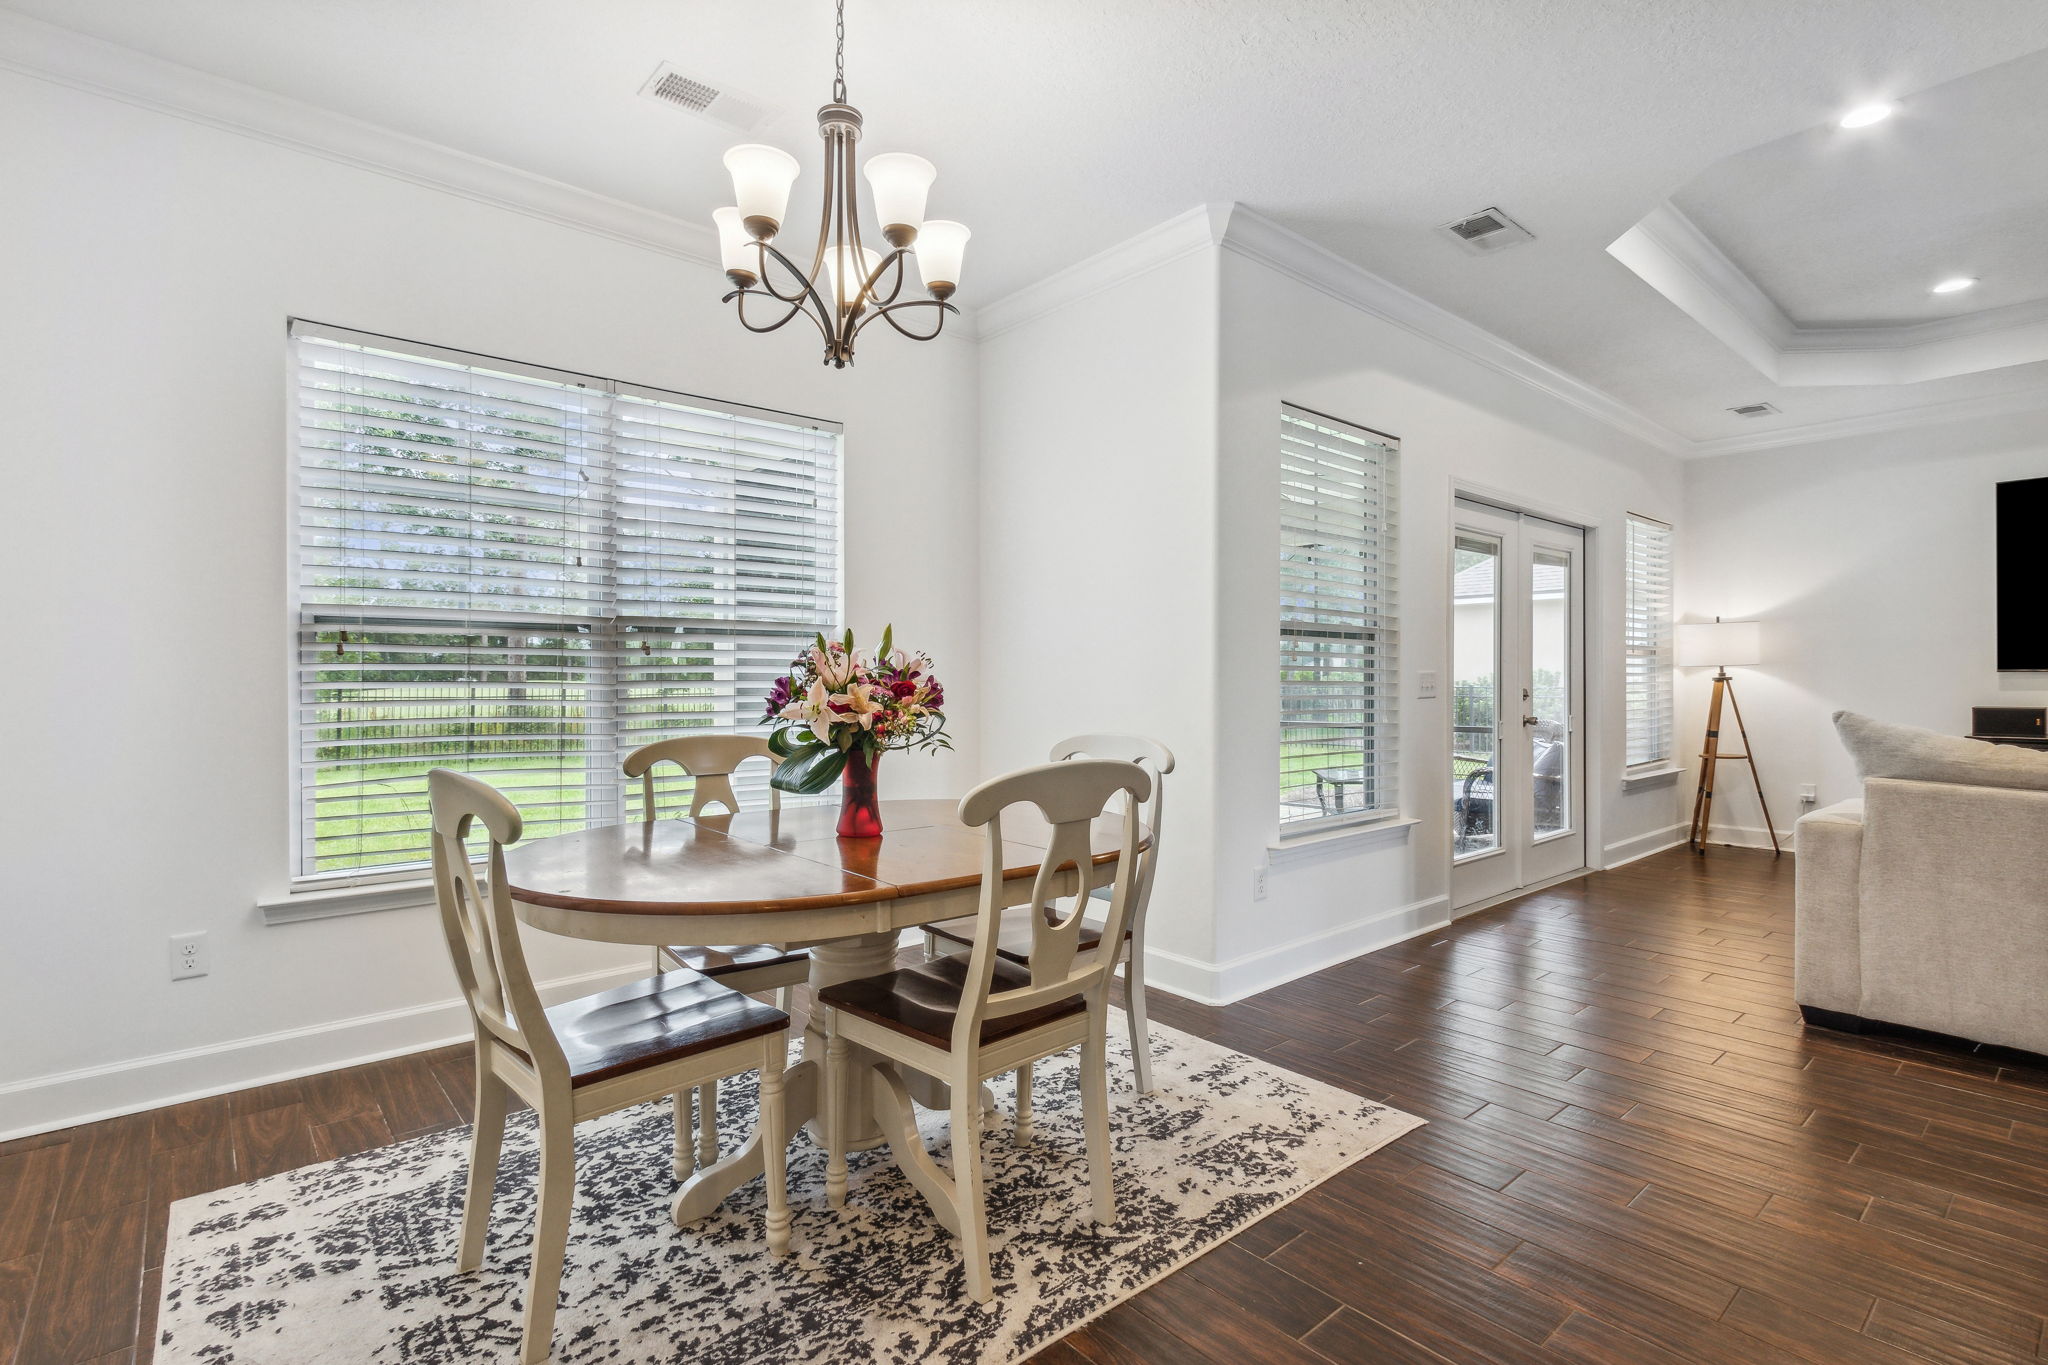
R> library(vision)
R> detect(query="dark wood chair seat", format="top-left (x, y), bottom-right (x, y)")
top-left (546, 969), bottom-right (788, 1088)
top-left (816, 953), bottom-right (1085, 1051)
top-left (660, 943), bottom-right (809, 980)
top-left (924, 909), bottom-right (1125, 965)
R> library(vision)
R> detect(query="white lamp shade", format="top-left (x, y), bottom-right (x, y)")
top-left (1677, 619), bottom-right (1761, 669)
top-left (914, 219), bottom-right (970, 291)
top-left (826, 244), bottom-right (882, 308)
top-left (863, 153), bottom-right (936, 235)
top-left (722, 144), bottom-right (800, 233)
top-left (711, 207), bottom-right (755, 276)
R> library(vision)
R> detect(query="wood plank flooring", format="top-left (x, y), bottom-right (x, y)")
top-left (5, 847), bottom-right (2047, 1364)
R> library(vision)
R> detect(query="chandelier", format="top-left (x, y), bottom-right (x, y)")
top-left (710, 0), bottom-right (968, 368)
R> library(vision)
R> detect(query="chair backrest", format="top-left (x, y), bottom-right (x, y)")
top-left (1047, 734), bottom-right (1172, 929)
top-left (427, 769), bottom-right (568, 1083)
top-left (622, 734), bottom-right (780, 819)
top-left (953, 758), bottom-right (1152, 1054)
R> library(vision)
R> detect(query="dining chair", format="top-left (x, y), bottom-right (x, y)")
top-left (623, 734), bottom-right (812, 1175)
top-left (817, 757), bottom-right (1151, 1303)
top-left (922, 735), bottom-right (1173, 1092)
top-left (428, 769), bottom-right (792, 1364)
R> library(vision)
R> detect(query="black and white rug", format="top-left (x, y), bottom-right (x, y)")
top-left (158, 1014), bottom-right (1421, 1364)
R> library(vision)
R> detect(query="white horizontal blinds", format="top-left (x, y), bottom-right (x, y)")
top-left (612, 389), bottom-right (840, 818)
top-left (1279, 405), bottom-right (1399, 830)
top-left (293, 324), bottom-right (840, 878)
top-left (1624, 514), bottom-right (1675, 767)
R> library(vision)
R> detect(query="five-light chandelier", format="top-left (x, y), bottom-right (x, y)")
top-left (711, 0), bottom-right (968, 368)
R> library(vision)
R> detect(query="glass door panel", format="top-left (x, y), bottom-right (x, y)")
top-left (1452, 533), bottom-right (1500, 859)
top-left (1530, 547), bottom-right (1572, 840)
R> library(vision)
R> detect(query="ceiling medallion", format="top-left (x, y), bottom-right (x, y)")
top-left (711, 0), bottom-right (968, 368)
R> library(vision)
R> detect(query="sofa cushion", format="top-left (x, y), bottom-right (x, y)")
top-left (1834, 711), bottom-right (2048, 792)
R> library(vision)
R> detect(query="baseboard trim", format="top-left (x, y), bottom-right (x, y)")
top-left (1143, 895), bottom-right (1451, 1007)
top-left (1601, 823), bottom-right (1689, 868)
top-left (1697, 824), bottom-right (1795, 853)
top-left (0, 963), bottom-right (648, 1142)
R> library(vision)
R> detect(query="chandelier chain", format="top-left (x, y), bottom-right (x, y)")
top-left (832, 0), bottom-right (847, 104)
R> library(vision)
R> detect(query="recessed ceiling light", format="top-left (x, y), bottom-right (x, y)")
top-left (1930, 277), bottom-right (1978, 294)
top-left (1838, 102), bottom-right (1896, 129)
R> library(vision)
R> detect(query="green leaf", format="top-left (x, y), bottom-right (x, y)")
top-left (879, 623), bottom-right (893, 659)
top-left (766, 727), bottom-right (796, 757)
top-left (843, 627), bottom-right (854, 653)
top-left (771, 744), bottom-right (848, 794)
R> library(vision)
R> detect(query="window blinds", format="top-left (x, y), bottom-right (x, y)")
top-left (291, 322), bottom-right (840, 880)
top-left (1279, 405), bottom-right (1399, 832)
top-left (1624, 514), bottom-right (1675, 768)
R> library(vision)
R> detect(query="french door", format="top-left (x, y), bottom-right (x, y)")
top-left (1450, 499), bottom-right (1587, 911)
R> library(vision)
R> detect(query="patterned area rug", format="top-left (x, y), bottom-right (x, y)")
top-left (158, 1014), bottom-right (1421, 1364)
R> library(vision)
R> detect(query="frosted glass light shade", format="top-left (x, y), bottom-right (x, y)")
top-left (827, 245), bottom-right (883, 308)
top-left (1678, 619), bottom-right (1761, 669)
top-left (863, 153), bottom-right (936, 243)
top-left (711, 207), bottom-right (756, 281)
top-left (915, 219), bottom-right (969, 295)
top-left (723, 144), bottom-right (800, 237)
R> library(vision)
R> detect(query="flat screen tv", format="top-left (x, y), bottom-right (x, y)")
top-left (1998, 476), bottom-right (2048, 671)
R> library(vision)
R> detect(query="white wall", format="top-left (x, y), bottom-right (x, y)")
top-left (1678, 410), bottom-right (2048, 846)
top-left (1214, 243), bottom-right (1686, 996)
top-left (975, 241), bottom-right (1223, 970)
top-left (0, 68), bottom-right (981, 1136)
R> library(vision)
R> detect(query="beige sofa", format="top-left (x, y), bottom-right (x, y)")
top-left (1794, 713), bottom-right (2048, 1057)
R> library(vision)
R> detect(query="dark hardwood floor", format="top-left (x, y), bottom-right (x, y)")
top-left (6, 846), bottom-right (2047, 1364)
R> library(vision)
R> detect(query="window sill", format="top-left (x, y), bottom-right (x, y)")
top-left (1269, 815), bottom-right (1419, 861)
top-left (1621, 765), bottom-right (1685, 789)
top-left (257, 878), bottom-right (436, 925)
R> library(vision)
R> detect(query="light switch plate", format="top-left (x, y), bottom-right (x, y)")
top-left (1417, 670), bottom-right (1439, 699)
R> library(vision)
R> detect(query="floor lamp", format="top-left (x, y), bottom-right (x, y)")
top-left (1679, 618), bottom-right (1778, 856)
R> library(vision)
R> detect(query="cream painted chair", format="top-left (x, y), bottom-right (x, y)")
top-left (428, 769), bottom-right (791, 1364)
top-left (624, 734), bottom-right (813, 1175)
top-left (817, 757), bottom-right (1151, 1303)
top-left (924, 735), bottom-right (1173, 1092)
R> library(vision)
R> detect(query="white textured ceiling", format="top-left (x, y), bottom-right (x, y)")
top-left (1674, 47), bottom-right (2048, 325)
top-left (9, 0), bottom-right (2048, 445)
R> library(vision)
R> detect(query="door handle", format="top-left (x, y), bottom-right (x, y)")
top-left (1522, 715), bottom-right (1541, 726)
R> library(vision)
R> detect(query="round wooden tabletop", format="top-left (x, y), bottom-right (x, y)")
top-left (502, 797), bottom-right (1142, 917)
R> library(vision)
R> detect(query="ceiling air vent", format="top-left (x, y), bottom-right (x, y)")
top-left (1437, 207), bottom-right (1535, 255)
top-left (638, 62), bottom-right (772, 134)
top-left (1727, 402), bottom-right (1780, 418)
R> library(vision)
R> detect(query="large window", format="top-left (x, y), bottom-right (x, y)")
top-left (1623, 513), bottom-right (1675, 768)
top-left (290, 323), bottom-right (840, 881)
top-left (1279, 405), bottom-right (1399, 834)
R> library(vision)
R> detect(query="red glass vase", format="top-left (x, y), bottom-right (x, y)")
top-left (837, 747), bottom-right (884, 838)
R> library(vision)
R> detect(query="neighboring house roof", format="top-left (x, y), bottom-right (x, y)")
top-left (1453, 558), bottom-right (1568, 602)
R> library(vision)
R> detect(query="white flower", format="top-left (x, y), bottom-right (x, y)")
top-left (816, 645), bottom-right (859, 691)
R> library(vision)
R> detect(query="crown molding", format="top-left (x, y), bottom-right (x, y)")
top-left (1610, 200), bottom-right (2048, 385)
top-left (1212, 204), bottom-right (1689, 455)
top-left (0, 9), bottom-right (725, 269)
top-left (974, 204), bottom-right (1230, 339)
top-left (978, 201), bottom-right (1689, 455)
top-left (1687, 382), bottom-right (2048, 458)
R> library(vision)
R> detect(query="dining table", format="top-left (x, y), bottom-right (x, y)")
top-left (501, 796), bottom-right (1144, 1225)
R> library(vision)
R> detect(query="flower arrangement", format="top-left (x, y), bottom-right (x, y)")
top-left (761, 624), bottom-right (950, 797)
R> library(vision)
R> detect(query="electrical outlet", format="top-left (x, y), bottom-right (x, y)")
top-left (1252, 863), bottom-right (1269, 901)
top-left (1799, 784), bottom-right (1818, 805)
top-left (170, 932), bottom-right (209, 981)
top-left (1417, 670), bottom-right (1439, 700)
